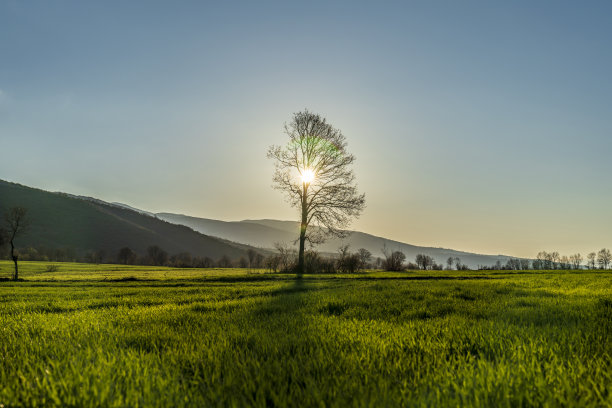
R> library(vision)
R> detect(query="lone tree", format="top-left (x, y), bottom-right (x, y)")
top-left (268, 110), bottom-right (365, 275)
top-left (3, 207), bottom-right (29, 281)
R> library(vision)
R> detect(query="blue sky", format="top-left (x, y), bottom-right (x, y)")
top-left (1, 1), bottom-right (611, 258)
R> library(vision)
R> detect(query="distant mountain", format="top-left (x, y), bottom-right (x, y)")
top-left (0, 180), bottom-right (254, 260)
top-left (157, 214), bottom-right (519, 268)
top-left (156, 214), bottom-right (296, 249)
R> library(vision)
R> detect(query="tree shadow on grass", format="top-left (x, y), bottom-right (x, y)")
top-left (188, 276), bottom-right (349, 406)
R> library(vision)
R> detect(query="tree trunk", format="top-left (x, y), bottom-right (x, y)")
top-left (298, 229), bottom-right (306, 276)
top-left (297, 182), bottom-right (308, 276)
top-left (10, 241), bottom-right (18, 281)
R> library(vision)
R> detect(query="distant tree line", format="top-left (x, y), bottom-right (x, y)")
top-left (375, 248), bottom-right (612, 272)
top-left (475, 249), bottom-right (611, 270)
top-left (263, 246), bottom-right (467, 273)
top-left (0, 242), bottom-right (269, 270)
top-left (2, 205), bottom-right (611, 274)
top-left (102, 246), bottom-right (267, 269)
top-left (262, 244), bottom-right (373, 274)
top-left (4, 241), bottom-right (611, 274)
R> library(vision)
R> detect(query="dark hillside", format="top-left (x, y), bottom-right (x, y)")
top-left (0, 180), bottom-right (250, 259)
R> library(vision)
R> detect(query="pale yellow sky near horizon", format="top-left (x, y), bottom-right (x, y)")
top-left (8, 173), bottom-right (609, 261)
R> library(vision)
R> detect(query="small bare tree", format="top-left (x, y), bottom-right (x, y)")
top-left (559, 255), bottom-right (570, 269)
top-left (569, 253), bottom-right (583, 269)
top-left (4, 207), bottom-right (29, 281)
top-left (336, 245), bottom-right (360, 273)
top-left (117, 247), bottom-right (137, 265)
top-left (247, 248), bottom-right (257, 270)
top-left (415, 254), bottom-right (434, 270)
top-left (357, 248), bottom-right (372, 270)
top-left (597, 248), bottom-right (611, 269)
top-left (147, 245), bottom-right (168, 266)
top-left (382, 248), bottom-right (406, 271)
top-left (537, 251), bottom-right (549, 269)
top-left (254, 252), bottom-right (264, 268)
top-left (268, 110), bottom-right (365, 275)
top-left (217, 255), bottom-right (233, 268)
top-left (0, 228), bottom-right (5, 268)
top-left (587, 252), bottom-right (597, 269)
top-left (550, 251), bottom-right (560, 269)
top-left (274, 242), bottom-right (296, 272)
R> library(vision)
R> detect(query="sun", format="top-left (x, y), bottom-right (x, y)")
top-left (301, 168), bottom-right (315, 184)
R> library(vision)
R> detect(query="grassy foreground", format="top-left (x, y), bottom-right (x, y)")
top-left (0, 262), bottom-right (611, 407)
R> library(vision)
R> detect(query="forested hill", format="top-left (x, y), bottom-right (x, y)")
top-left (0, 179), bottom-right (252, 260)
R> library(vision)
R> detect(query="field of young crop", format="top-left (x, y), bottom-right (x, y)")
top-left (1, 261), bottom-right (611, 407)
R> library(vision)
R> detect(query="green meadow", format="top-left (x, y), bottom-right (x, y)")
top-left (0, 261), bottom-right (610, 407)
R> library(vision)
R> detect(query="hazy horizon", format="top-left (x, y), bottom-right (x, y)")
top-left (1, 1), bottom-right (611, 259)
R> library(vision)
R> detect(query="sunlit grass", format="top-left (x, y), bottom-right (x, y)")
top-left (0, 261), bottom-right (610, 406)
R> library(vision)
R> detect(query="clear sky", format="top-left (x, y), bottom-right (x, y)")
top-left (1, 1), bottom-right (611, 258)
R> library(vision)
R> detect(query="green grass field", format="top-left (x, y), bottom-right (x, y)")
top-left (1, 261), bottom-right (610, 407)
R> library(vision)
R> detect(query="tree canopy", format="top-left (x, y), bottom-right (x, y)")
top-left (268, 110), bottom-right (365, 274)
